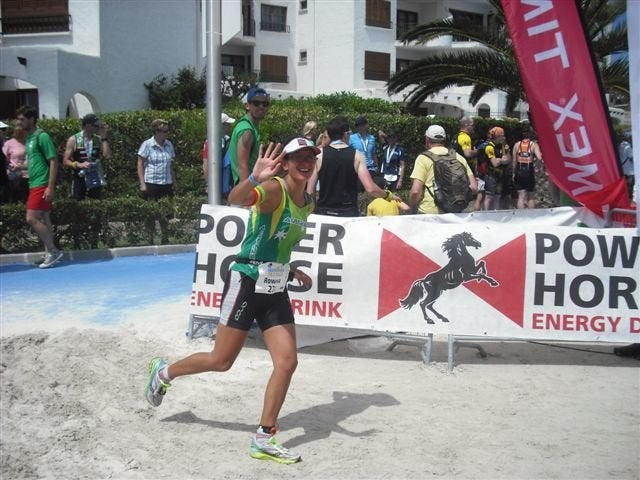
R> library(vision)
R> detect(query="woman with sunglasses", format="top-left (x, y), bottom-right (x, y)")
top-left (145, 139), bottom-right (318, 464)
top-left (226, 87), bottom-right (270, 190)
top-left (137, 118), bottom-right (176, 244)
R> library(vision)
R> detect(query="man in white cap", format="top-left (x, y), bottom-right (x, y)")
top-left (204, 112), bottom-right (236, 202)
top-left (202, 111), bottom-right (236, 180)
top-left (409, 125), bottom-right (477, 214)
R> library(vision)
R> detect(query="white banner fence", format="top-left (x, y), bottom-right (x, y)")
top-left (191, 206), bottom-right (639, 345)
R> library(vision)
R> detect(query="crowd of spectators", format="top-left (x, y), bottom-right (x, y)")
top-left (0, 90), bottom-right (635, 267)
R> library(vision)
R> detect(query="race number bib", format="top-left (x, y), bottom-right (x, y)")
top-left (255, 262), bottom-right (290, 294)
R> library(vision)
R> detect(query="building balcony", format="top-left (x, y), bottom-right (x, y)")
top-left (1, 14), bottom-right (70, 34)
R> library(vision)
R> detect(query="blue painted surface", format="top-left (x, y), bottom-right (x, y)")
top-left (0, 253), bottom-right (196, 326)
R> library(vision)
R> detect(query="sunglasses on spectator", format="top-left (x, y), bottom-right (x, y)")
top-left (250, 100), bottom-right (270, 107)
top-left (157, 128), bottom-right (169, 132)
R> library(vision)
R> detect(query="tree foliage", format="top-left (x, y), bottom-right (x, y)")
top-left (145, 67), bottom-right (262, 109)
top-left (387, 0), bottom-right (628, 113)
top-left (144, 66), bottom-right (207, 110)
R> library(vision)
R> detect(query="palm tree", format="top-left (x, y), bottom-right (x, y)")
top-left (387, 0), bottom-right (628, 114)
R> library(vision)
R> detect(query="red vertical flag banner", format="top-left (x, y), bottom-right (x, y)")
top-left (501, 0), bottom-right (631, 215)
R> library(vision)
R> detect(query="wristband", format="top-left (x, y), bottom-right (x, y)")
top-left (72, 161), bottom-right (78, 169)
top-left (248, 173), bottom-right (260, 186)
top-left (385, 190), bottom-right (393, 201)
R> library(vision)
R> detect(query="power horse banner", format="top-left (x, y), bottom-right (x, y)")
top-left (502, 0), bottom-right (631, 215)
top-left (191, 206), bottom-right (639, 343)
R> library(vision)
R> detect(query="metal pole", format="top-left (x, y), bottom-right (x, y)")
top-left (206, 0), bottom-right (222, 205)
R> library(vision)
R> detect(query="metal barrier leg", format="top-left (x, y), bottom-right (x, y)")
top-left (186, 315), bottom-right (219, 340)
top-left (448, 336), bottom-right (489, 371)
top-left (187, 314), bottom-right (195, 340)
top-left (420, 334), bottom-right (433, 364)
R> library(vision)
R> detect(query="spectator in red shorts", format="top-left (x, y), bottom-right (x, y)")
top-left (16, 105), bottom-right (63, 268)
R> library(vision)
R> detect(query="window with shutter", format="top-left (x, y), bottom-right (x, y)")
top-left (364, 51), bottom-right (390, 81)
top-left (365, 0), bottom-right (390, 29)
top-left (260, 54), bottom-right (288, 83)
top-left (1, 0), bottom-right (70, 34)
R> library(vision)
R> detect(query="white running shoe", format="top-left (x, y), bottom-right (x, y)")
top-left (39, 250), bottom-right (63, 269)
top-left (32, 255), bottom-right (47, 266)
top-left (250, 435), bottom-right (301, 464)
top-left (145, 357), bottom-right (170, 407)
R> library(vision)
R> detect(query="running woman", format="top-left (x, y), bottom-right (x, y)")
top-left (145, 138), bottom-right (319, 464)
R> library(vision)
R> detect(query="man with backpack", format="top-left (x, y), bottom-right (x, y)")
top-left (409, 125), bottom-right (477, 215)
top-left (16, 105), bottom-right (63, 268)
top-left (476, 127), bottom-right (512, 211)
top-left (451, 116), bottom-right (483, 210)
top-left (512, 124), bottom-right (543, 209)
top-left (227, 87), bottom-right (269, 186)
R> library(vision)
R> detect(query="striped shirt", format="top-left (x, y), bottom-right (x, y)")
top-left (137, 136), bottom-right (175, 185)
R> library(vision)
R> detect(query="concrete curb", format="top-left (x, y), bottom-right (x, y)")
top-left (0, 244), bottom-right (197, 266)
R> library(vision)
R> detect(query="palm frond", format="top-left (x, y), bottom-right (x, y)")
top-left (388, 49), bottom-right (522, 109)
top-left (387, 0), bottom-right (628, 112)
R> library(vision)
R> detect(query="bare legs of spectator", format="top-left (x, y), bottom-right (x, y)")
top-left (484, 193), bottom-right (498, 211)
top-left (517, 189), bottom-right (535, 209)
top-left (26, 209), bottom-right (56, 252)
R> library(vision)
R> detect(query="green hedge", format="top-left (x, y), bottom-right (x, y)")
top-left (0, 194), bottom-right (206, 253)
top-left (1, 93), bottom-right (536, 254)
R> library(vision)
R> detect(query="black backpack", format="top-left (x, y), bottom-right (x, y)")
top-left (449, 132), bottom-right (465, 158)
top-left (423, 149), bottom-right (472, 213)
top-left (474, 140), bottom-right (489, 176)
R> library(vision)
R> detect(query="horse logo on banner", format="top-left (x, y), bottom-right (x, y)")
top-left (399, 232), bottom-right (499, 324)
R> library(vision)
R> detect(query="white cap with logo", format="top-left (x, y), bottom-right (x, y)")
top-left (283, 137), bottom-right (321, 156)
top-left (425, 125), bottom-right (446, 140)
top-left (221, 113), bottom-right (236, 124)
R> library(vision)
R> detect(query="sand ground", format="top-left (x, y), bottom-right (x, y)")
top-left (1, 297), bottom-right (638, 480)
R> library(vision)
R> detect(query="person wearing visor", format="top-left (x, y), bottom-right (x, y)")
top-left (228, 86), bottom-right (270, 186)
top-left (145, 138), bottom-right (318, 465)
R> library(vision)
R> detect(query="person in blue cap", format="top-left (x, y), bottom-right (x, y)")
top-left (227, 87), bottom-right (270, 186)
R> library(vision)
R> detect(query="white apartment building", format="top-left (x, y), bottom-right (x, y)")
top-left (0, 0), bottom-right (517, 121)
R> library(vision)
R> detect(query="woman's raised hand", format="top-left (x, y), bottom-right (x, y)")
top-left (253, 142), bottom-right (284, 182)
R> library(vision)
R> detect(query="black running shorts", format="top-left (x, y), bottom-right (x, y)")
top-left (514, 162), bottom-right (536, 192)
top-left (219, 270), bottom-right (295, 331)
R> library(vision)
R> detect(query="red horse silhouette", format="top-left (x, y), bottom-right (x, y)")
top-left (399, 232), bottom-right (499, 323)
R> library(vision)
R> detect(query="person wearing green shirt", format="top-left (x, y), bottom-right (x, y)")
top-left (145, 138), bottom-right (320, 464)
top-left (16, 105), bottom-right (63, 269)
top-left (227, 87), bottom-right (270, 186)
